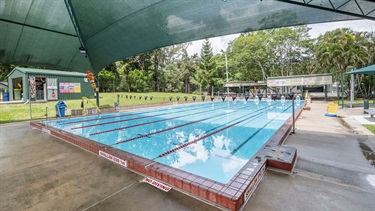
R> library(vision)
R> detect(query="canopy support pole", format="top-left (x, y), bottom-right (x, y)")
top-left (64, 0), bottom-right (95, 70)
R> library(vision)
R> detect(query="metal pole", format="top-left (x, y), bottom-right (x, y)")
top-left (350, 69), bottom-right (354, 102)
top-left (29, 81), bottom-right (32, 119)
top-left (341, 73), bottom-right (344, 109)
top-left (336, 74), bottom-right (339, 105)
top-left (225, 53), bottom-right (229, 95)
top-left (96, 76), bottom-right (100, 107)
top-left (292, 94), bottom-right (295, 134)
top-left (324, 84), bottom-right (328, 101)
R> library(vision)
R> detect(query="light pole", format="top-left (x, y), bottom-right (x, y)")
top-left (225, 52), bottom-right (229, 95)
top-left (348, 66), bottom-right (354, 102)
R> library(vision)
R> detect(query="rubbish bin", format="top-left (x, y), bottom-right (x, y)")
top-left (14, 89), bottom-right (21, 100)
top-left (55, 101), bottom-right (67, 117)
top-left (364, 99), bottom-right (369, 113)
top-left (2, 92), bottom-right (9, 101)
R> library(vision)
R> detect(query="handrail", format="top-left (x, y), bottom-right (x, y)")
top-left (82, 97), bottom-right (101, 116)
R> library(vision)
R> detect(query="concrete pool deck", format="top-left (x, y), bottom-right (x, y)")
top-left (1, 101), bottom-right (374, 210)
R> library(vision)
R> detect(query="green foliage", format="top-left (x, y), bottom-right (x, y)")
top-left (228, 26), bottom-right (313, 81)
top-left (198, 39), bottom-right (216, 93)
top-left (363, 124), bottom-right (375, 134)
top-left (0, 63), bottom-right (15, 82)
top-left (98, 69), bottom-right (116, 92)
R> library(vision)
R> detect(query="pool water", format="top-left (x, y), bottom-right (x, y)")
top-left (44, 100), bottom-right (303, 183)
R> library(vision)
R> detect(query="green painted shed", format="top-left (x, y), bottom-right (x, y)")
top-left (7, 67), bottom-right (95, 102)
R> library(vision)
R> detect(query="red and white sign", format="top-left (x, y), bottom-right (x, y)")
top-left (99, 150), bottom-right (127, 168)
top-left (143, 177), bottom-right (172, 192)
top-left (244, 163), bottom-right (266, 201)
top-left (92, 108), bottom-right (98, 114)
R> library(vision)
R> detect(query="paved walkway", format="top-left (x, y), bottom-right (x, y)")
top-left (0, 101), bottom-right (374, 210)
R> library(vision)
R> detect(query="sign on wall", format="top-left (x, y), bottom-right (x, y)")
top-left (59, 82), bottom-right (81, 93)
top-left (47, 78), bottom-right (58, 100)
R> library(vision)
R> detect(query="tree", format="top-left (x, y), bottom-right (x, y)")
top-left (98, 70), bottom-right (116, 92)
top-left (0, 64), bottom-right (15, 82)
top-left (199, 39), bottom-right (216, 94)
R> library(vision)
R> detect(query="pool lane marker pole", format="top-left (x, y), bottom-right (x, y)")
top-left (113, 102), bottom-right (271, 146)
top-left (72, 102), bottom-right (232, 130)
top-left (153, 104), bottom-right (277, 160)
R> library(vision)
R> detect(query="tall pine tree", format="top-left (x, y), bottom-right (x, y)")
top-left (199, 39), bottom-right (216, 94)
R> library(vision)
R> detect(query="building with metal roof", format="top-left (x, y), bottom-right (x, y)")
top-left (7, 67), bottom-right (94, 102)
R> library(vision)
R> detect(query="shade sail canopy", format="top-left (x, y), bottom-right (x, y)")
top-left (1, 0), bottom-right (374, 73)
top-left (347, 64), bottom-right (375, 75)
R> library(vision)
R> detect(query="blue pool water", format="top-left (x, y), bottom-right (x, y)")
top-left (43, 100), bottom-right (303, 183)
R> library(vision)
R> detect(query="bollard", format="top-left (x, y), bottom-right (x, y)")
top-left (169, 96), bottom-right (173, 101)
top-left (221, 96), bottom-right (226, 102)
top-left (192, 96), bottom-right (196, 102)
top-left (201, 96), bottom-right (205, 102)
top-left (176, 96), bottom-right (180, 101)
top-left (150, 96), bottom-right (153, 101)
top-left (210, 96), bottom-right (214, 102)
top-left (184, 96), bottom-right (188, 102)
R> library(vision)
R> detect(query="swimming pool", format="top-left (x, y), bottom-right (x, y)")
top-left (43, 100), bottom-right (302, 183)
top-left (33, 99), bottom-right (305, 210)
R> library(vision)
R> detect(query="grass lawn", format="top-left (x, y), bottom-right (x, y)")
top-left (363, 124), bottom-right (375, 134)
top-left (0, 92), bottom-right (200, 124)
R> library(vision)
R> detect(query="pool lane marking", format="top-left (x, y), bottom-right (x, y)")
top-left (152, 104), bottom-right (278, 160)
top-left (113, 103), bottom-right (272, 146)
top-left (89, 102), bottom-right (250, 136)
top-left (112, 102), bottom-right (255, 145)
top-left (70, 102), bottom-right (230, 130)
top-left (60, 101), bottom-right (217, 125)
top-left (89, 102), bottom-right (237, 136)
top-left (229, 105), bottom-right (292, 156)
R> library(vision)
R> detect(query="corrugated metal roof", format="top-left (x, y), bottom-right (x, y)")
top-left (267, 73), bottom-right (332, 80)
top-left (8, 67), bottom-right (86, 77)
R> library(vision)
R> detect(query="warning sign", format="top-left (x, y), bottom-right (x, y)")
top-left (325, 102), bottom-right (338, 117)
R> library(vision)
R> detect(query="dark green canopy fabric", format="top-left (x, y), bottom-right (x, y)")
top-left (1, 0), bottom-right (374, 73)
top-left (347, 64), bottom-right (375, 75)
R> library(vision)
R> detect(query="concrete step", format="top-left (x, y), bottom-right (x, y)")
top-left (295, 155), bottom-right (375, 191)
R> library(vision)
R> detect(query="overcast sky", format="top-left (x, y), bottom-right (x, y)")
top-left (186, 19), bottom-right (375, 56)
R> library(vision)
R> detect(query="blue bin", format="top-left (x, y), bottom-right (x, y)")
top-left (2, 92), bottom-right (9, 101)
top-left (55, 101), bottom-right (67, 117)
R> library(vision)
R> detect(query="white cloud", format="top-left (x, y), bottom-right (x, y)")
top-left (187, 20), bottom-right (375, 56)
